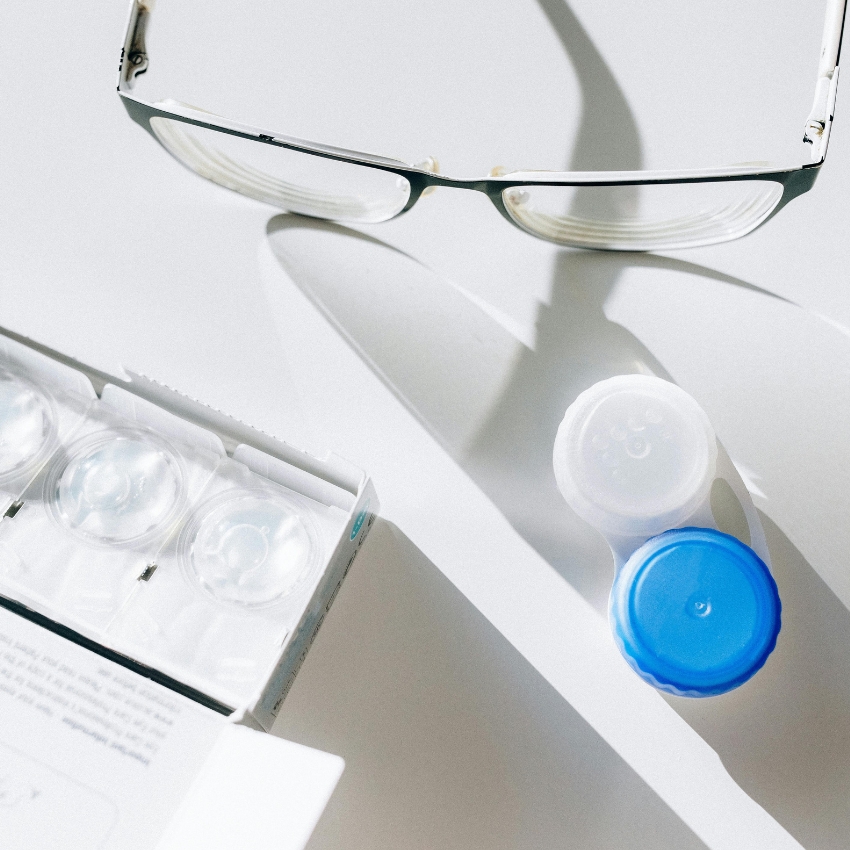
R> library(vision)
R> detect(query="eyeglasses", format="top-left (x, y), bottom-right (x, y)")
top-left (118, 0), bottom-right (845, 252)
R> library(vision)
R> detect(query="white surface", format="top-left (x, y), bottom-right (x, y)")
top-left (3, 1), bottom-right (850, 849)
top-left (261, 215), bottom-right (801, 850)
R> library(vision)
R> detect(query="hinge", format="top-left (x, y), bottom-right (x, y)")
top-left (803, 69), bottom-right (840, 161)
top-left (120, 1), bottom-right (155, 90)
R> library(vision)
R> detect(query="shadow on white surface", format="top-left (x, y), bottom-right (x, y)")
top-left (265, 216), bottom-right (786, 608)
top-left (274, 519), bottom-right (707, 850)
top-left (264, 1), bottom-right (850, 846)
top-left (266, 215), bottom-right (850, 850)
top-left (532, 0), bottom-right (640, 173)
top-left (671, 513), bottom-right (850, 850)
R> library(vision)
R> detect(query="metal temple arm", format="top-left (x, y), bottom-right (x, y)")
top-left (804, 0), bottom-right (847, 160)
top-left (118, 0), bottom-right (156, 92)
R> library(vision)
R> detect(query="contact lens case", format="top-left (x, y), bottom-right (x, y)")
top-left (554, 374), bottom-right (781, 697)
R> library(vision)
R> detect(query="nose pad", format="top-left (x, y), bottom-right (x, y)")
top-left (415, 156), bottom-right (440, 196)
top-left (489, 167), bottom-right (529, 206)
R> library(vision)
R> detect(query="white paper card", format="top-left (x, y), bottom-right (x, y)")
top-left (0, 604), bottom-right (343, 850)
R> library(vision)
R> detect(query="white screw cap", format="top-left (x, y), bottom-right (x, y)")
top-left (553, 375), bottom-right (717, 538)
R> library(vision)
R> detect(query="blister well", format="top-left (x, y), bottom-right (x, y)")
top-left (0, 336), bottom-right (95, 515)
top-left (0, 329), bottom-right (376, 728)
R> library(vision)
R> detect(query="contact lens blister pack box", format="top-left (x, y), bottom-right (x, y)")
top-left (0, 326), bottom-right (375, 850)
top-left (0, 330), bottom-right (376, 726)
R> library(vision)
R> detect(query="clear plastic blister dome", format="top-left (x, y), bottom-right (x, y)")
top-left (180, 489), bottom-right (321, 608)
top-left (0, 350), bottom-right (96, 515)
top-left (47, 429), bottom-right (187, 547)
top-left (0, 367), bottom-right (57, 487)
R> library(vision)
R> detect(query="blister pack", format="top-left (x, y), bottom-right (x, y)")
top-left (0, 396), bottom-right (221, 632)
top-left (0, 332), bottom-right (374, 723)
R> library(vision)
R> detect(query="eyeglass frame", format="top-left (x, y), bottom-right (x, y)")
top-left (117, 0), bottom-right (846, 249)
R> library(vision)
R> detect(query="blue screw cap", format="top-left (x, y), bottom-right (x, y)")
top-left (610, 527), bottom-right (781, 697)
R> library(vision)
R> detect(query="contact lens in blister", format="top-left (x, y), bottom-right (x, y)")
top-left (183, 492), bottom-right (319, 607)
top-left (0, 369), bottom-right (55, 482)
top-left (50, 431), bottom-right (185, 545)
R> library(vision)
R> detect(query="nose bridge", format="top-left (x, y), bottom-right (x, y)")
top-left (421, 171), bottom-right (492, 195)
top-left (404, 170), bottom-right (518, 231)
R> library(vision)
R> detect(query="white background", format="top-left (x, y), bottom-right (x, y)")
top-left (2, 2), bottom-right (850, 849)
